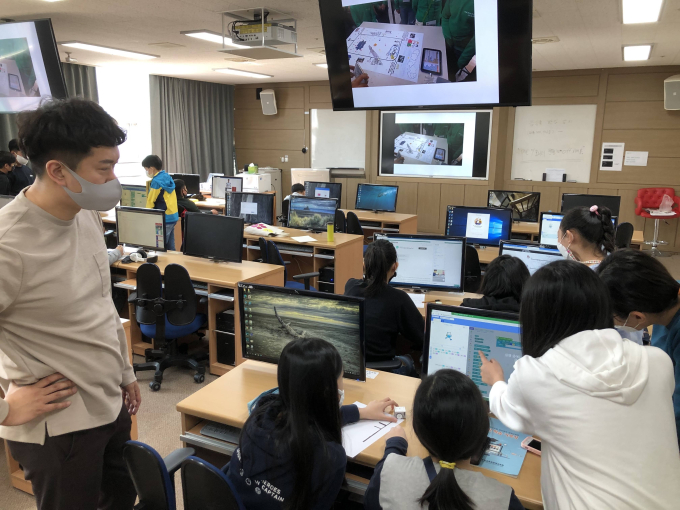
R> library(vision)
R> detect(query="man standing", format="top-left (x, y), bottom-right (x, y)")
top-left (0, 151), bottom-right (15, 195)
top-left (8, 138), bottom-right (35, 195)
top-left (0, 98), bottom-right (140, 510)
top-left (143, 155), bottom-right (179, 251)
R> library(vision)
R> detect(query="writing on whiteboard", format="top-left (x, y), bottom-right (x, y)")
top-left (515, 146), bottom-right (587, 162)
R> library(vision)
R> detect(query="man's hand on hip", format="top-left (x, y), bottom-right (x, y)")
top-left (122, 381), bottom-right (141, 415)
top-left (1, 373), bottom-right (77, 426)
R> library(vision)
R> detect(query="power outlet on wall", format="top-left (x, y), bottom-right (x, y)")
top-left (284, 155), bottom-right (289, 162)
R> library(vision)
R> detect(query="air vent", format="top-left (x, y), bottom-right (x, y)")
top-left (149, 42), bottom-right (185, 48)
top-left (307, 46), bottom-right (326, 55)
top-left (532, 36), bottom-right (560, 45)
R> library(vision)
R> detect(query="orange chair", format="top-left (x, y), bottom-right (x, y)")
top-left (635, 188), bottom-right (680, 257)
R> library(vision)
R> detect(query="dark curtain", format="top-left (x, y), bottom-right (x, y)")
top-left (0, 62), bottom-right (98, 151)
top-left (150, 75), bottom-right (235, 180)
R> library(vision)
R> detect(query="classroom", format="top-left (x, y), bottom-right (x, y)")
top-left (2, 1), bottom-right (680, 509)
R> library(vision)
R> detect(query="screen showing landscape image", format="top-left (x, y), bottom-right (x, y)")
top-left (288, 196), bottom-right (338, 231)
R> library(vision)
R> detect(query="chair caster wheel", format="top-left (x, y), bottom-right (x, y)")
top-left (194, 374), bottom-right (205, 384)
top-left (149, 381), bottom-right (161, 392)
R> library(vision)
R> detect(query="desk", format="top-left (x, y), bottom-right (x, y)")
top-left (112, 253), bottom-right (285, 376)
top-left (101, 209), bottom-right (183, 250)
top-left (243, 227), bottom-right (364, 294)
top-left (402, 290), bottom-right (483, 317)
top-left (342, 209), bottom-right (418, 235)
top-left (177, 360), bottom-right (542, 509)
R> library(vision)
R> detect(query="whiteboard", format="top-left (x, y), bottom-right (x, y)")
top-left (311, 109), bottom-right (366, 169)
top-left (511, 105), bottom-right (597, 183)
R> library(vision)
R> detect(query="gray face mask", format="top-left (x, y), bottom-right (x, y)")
top-left (61, 163), bottom-right (122, 211)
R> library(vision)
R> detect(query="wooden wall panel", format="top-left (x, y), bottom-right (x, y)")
top-left (234, 108), bottom-right (305, 130)
top-left (234, 87), bottom-right (305, 109)
top-left (603, 101), bottom-right (680, 130)
top-left (606, 73), bottom-right (671, 102)
top-left (588, 188), bottom-right (617, 196)
top-left (600, 130), bottom-right (680, 158)
top-left (531, 185), bottom-right (560, 213)
top-left (235, 149), bottom-right (305, 171)
top-left (532, 75), bottom-right (600, 98)
top-left (309, 85), bottom-right (332, 104)
top-left (345, 178), bottom-right (362, 209)
top-left (439, 184), bottom-right (465, 232)
top-left (597, 159), bottom-right (680, 186)
top-left (464, 186), bottom-right (489, 207)
top-left (417, 183), bottom-right (442, 233)
top-left (395, 182), bottom-right (418, 214)
top-left (234, 129), bottom-right (305, 150)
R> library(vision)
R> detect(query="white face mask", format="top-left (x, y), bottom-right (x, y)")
top-left (557, 232), bottom-right (574, 260)
top-left (61, 163), bottom-right (122, 211)
top-left (145, 168), bottom-right (156, 179)
top-left (16, 155), bottom-right (29, 166)
top-left (617, 314), bottom-right (642, 334)
top-left (338, 389), bottom-right (345, 408)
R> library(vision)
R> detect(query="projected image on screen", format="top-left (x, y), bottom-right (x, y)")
top-left (242, 286), bottom-right (363, 378)
top-left (394, 123), bottom-right (464, 167)
top-left (0, 38), bottom-right (39, 98)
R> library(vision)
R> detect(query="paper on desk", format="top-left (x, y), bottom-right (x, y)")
top-left (342, 401), bottom-right (403, 458)
top-left (366, 370), bottom-right (379, 379)
top-left (292, 236), bottom-right (316, 243)
top-left (408, 293), bottom-right (425, 309)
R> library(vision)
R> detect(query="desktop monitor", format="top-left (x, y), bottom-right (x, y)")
top-left (212, 176), bottom-right (243, 199)
top-left (304, 181), bottom-right (342, 202)
top-left (355, 183), bottom-right (398, 212)
top-left (115, 207), bottom-right (166, 252)
top-left (561, 194), bottom-right (621, 217)
top-left (0, 194), bottom-right (13, 209)
top-left (488, 190), bottom-right (541, 223)
top-left (445, 206), bottom-right (512, 247)
top-left (499, 241), bottom-right (562, 275)
top-left (239, 282), bottom-right (366, 381)
top-left (169, 174), bottom-right (200, 195)
top-left (120, 185), bottom-right (147, 208)
top-left (539, 212), bottom-right (618, 246)
top-left (423, 304), bottom-right (521, 399)
top-left (225, 192), bottom-right (275, 225)
top-left (375, 234), bottom-right (466, 292)
top-left (183, 212), bottom-right (244, 263)
top-left (288, 196), bottom-right (338, 231)
top-left (206, 173), bottom-right (225, 191)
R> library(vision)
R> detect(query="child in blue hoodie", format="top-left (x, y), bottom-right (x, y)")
top-left (225, 338), bottom-right (398, 510)
top-left (142, 155), bottom-right (178, 250)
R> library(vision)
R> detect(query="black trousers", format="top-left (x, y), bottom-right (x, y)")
top-left (8, 403), bottom-right (137, 510)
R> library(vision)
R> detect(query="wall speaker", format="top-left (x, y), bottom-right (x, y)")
top-left (664, 75), bottom-right (680, 111)
top-left (260, 89), bottom-right (277, 115)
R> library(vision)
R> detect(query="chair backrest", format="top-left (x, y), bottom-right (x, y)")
top-left (123, 441), bottom-right (176, 510)
top-left (164, 263), bottom-right (197, 326)
top-left (346, 211), bottom-right (363, 236)
top-left (615, 222), bottom-right (635, 249)
top-left (335, 209), bottom-right (346, 233)
top-left (135, 263), bottom-right (163, 326)
top-left (258, 237), bottom-right (268, 263)
top-left (464, 245), bottom-right (482, 293)
top-left (266, 241), bottom-right (287, 281)
top-left (635, 188), bottom-right (676, 212)
top-left (282, 198), bottom-right (290, 226)
top-left (181, 456), bottom-right (245, 510)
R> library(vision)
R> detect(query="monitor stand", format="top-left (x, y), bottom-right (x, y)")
top-left (372, 210), bottom-right (384, 214)
top-left (409, 287), bottom-right (426, 294)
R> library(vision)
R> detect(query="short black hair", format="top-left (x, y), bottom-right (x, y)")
top-left (0, 151), bottom-right (16, 168)
top-left (8, 139), bottom-right (19, 152)
top-left (291, 183), bottom-right (305, 194)
top-left (17, 98), bottom-right (126, 178)
top-left (597, 249), bottom-right (680, 317)
top-left (480, 255), bottom-right (530, 302)
top-left (561, 205), bottom-right (616, 254)
top-left (142, 155), bottom-right (163, 171)
top-left (520, 260), bottom-right (613, 358)
top-left (173, 179), bottom-right (186, 192)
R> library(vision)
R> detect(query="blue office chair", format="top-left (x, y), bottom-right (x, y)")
top-left (181, 456), bottom-right (246, 510)
top-left (257, 236), bottom-right (268, 263)
top-left (265, 240), bottom-right (319, 291)
top-left (131, 263), bottom-right (208, 391)
top-left (335, 209), bottom-right (346, 233)
top-left (123, 440), bottom-right (195, 510)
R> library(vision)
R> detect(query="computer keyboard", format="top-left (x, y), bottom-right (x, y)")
top-left (274, 242), bottom-right (314, 254)
top-left (201, 421), bottom-right (241, 443)
top-left (191, 280), bottom-right (208, 290)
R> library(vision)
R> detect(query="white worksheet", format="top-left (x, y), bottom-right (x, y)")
top-left (342, 401), bottom-right (404, 458)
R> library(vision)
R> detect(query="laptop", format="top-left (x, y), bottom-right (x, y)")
top-left (423, 304), bottom-right (522, 400)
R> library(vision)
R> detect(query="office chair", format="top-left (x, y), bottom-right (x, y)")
top-left (266, 240), bottom-right (319, 291)
top-left (278, 198), bottom-right (290, 227)
top-left (366, 359), bottom-right (403, 371)
top-left (464, 245), bottom-right (482, 293)
top-left (130, 263), bottom-right (208, 391)
top-left (335, 209), bottom-right (346, 233)
top-left (635, 188), bottom-right (680, 257)
top-left (104, 229), bottom-right (117, 249)
top-left (615, 222), bottom-right (635, 249)
top-left (181, 456), bottom-right (245, 510)
top-left (346, 211), bottom-right (368, 254)
top-left (257, 236), bottom-right (268, 263)
top-left (123, 440), bottom-right (195, 510)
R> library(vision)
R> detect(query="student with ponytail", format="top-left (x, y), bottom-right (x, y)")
top-left (364, 369), bottom-right (523, 510)
top-left (344, 240), bottom-right (425, 375)
top-left (556, 205), bottom-right (616, 269)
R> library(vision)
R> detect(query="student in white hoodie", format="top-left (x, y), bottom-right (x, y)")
top-left (479, 260), bottom-right (680, 510)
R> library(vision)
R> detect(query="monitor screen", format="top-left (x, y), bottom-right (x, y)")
top-left (381, 111), bottom-right (492, 179)
top-left (225, 192), bottom-right (275, 225)
top-left (288, 196), bottom-right (338, 231)
top-left (183, 212), bottom-right (244, 263)
top-left (304, 181), bottom-right (343, 202)
top-left (212, 176), bottom-right (243, 199)
top-left (206, 173), bottom-right (225, 191)
top-left (488, 190), bottom-right (541, 222)
top-left (499, 241), bottom-right (562, 275)
top-left (318, 0), bottom-right (532, 110)
top-left (0, 19), bottom-right (67, 114)
top-left (561, 194), bottom-right (621, 217)
top-left (376, 234), bottom-right (466, 292)
top-left (423, 305), bottom-right (521, 399)
top-left (540, 211), bottom-right (618, 246)
top-left (239, 283), bottom-right (366, 380)
top-left (0, 194), bottom-right (13, 209)
top-left (355, 183), bottom-right (398, 212)
top-left (169, 174), bottom-right (200, 195)
top-left (115, 207), bottom-right (166, 252)
top-left (120, 185), bottom-right (147, 208)
top-left (445, 206), bottom-right (512, 247)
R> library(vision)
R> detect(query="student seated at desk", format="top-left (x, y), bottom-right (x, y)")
top-left (479, 260), bottom-right (680, 510)
top-left (557, 205), bottom-right (615, 269)
top-left (225, 338), bottom-right (398, 510)
top-left (174, 178), bottom-right (219, 215)
top-left (283, 182), bottom-right (304, 202)
top-left (344, 240), bottom-right (424, 376)
top-left (365, 369), bottom-right (523, 510)
top-left (461, 255), bottom-right (529, 313)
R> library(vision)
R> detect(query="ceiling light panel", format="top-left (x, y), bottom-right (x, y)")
top-left (213, 68), bottom-right (272, 79)
top-left (181, 30), bottom-right (243, 48)
top-left (623, 44), bottom-right (652, 61)
top-left (59, 42), bottom-right (158, 60)
top-left (622, 0), bottom-right (663, 24)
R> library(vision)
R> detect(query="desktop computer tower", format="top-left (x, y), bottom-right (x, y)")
top-left (215, 310), bottom-right (236, 366)
top-left (216, 310), bottom-right (235, 333)
top-left (319, 266), bottom-right (335, 294)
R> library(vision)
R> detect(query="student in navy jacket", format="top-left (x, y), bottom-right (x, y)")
top-left (225, 338), bottom-right (398, 510)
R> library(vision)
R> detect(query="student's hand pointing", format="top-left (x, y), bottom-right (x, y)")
top-left (359, 397), bottom-right (399, 422)
top-left (479, 351), bottom-right (505, 386)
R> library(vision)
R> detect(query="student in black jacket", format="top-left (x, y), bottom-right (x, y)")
top-left (8, 139), bottom-right (34, 195)
top-left (225, 338), bottom-right (398, 510)
top-left (0, 151), bottom-right (16, 195)
top-left (173, 179), bottom-right (219, 215)
top-left (344, 240), bottom-right (424, 375)
top-left (461, 255), bottom-right (530, 313)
